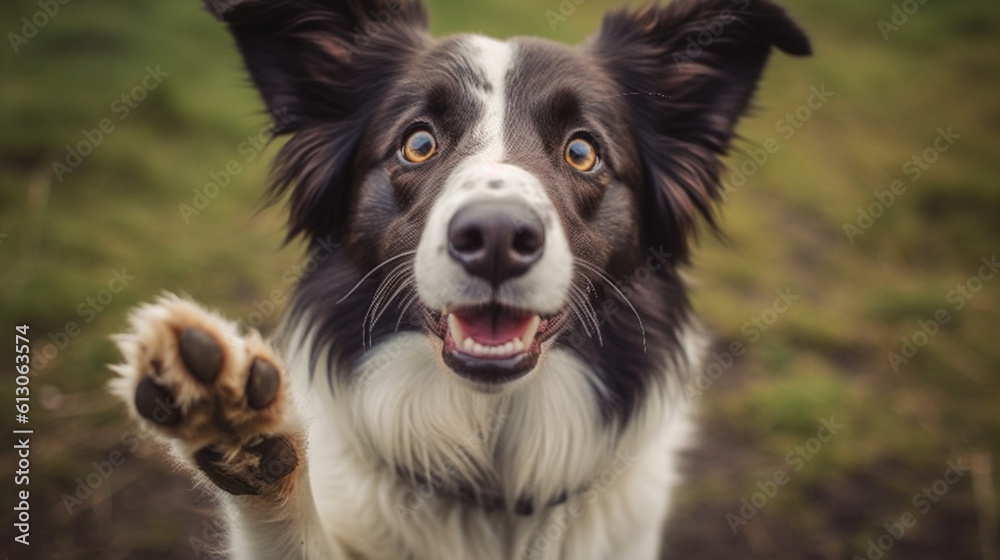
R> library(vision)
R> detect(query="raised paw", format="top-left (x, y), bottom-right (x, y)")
top-left (109, 294), bottom-right (302, 497)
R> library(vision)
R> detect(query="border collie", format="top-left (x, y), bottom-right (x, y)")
top-left (110, 0), bottom-right (809, 558)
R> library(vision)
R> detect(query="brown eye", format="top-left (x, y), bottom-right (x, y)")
top-left (402, 129), bottom-right (437, 163)
top-left (565, 137), bottom-right (598, 172)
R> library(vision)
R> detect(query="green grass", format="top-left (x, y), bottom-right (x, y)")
top-left (2, 0), bottom-right (998, 557)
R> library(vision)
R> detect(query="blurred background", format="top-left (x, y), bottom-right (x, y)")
top-left (1, 0), bottom-right (998, 558)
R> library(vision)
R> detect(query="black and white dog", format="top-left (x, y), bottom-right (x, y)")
top-left (110, 0), bottom-right (809, 558)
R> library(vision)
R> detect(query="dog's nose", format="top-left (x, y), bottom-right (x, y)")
top-left (447, 199), bottom-right (545, 286)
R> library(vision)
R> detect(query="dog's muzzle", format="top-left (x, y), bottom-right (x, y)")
top-left (417, 162), bottom-right (572, 386)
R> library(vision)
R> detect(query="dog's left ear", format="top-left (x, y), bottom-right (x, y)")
top-left (204, 0), bottom-right (430, 242)
top-left (591, 0), bottom-right (810, 260)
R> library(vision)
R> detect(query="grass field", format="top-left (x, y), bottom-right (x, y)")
top-left (1, 0), bottom-right (998, 558)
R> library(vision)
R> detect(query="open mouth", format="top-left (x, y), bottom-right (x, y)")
top-left (424, 303), bottom-right (568, 383)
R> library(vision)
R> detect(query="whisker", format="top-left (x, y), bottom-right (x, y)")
top-left (567, 294), bottom-right (594, 339)
top-left (575, 260), bottom-right (645, 352)
top-left (368, 262), bottom-right (413, 320)
top-left (573, 267), bottom-right (598, 298)
top-left (570, 283), bottom-right (598, 315)
top-left (362, 261), bottom-right (414, 348)
top-left (570, 279), bottom-right (600, 319)
top-left (371, 277), bottom-right (415, 332)
top-left (568, 285), bottom-right (603, 346)
top-left (606, 91), bottom-right (672, 102)
top-left (336, 251), bottom-right (416, 305)
top-left (395, 290), bottom-right (420, 332)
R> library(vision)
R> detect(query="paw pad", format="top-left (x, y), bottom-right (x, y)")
top-left (194, 436), bottom-right (298, 495)
top-left (110, 295), bottom-right (301, 498)
top-left (134, 377), bottom-right (181, 426)
top-left (178, 327), bottom-right (224, 383)
top-left (246, 358), bottom-right (280, 410)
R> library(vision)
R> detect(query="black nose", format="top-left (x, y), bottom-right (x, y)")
top-left (447, 199), bottom-right (545, 286)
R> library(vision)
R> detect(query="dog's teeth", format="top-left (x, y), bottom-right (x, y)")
top-left (450, 313), bottom-right (538, 357)
top-left (521, 315), bottom-right (541, 348)
top-left (447, 314), bottom-right (465, 345)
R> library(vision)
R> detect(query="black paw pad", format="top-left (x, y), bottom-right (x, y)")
top-left (194, 446), bottom-right (259, 496)
top-left (178, 327), bottom-right (223, 383)
top-left (249, 436), bottom-right (298, 484)
top-left (134, 378), bottom-right (181, 426)
top-left (246, 359), bottom-right (279, 410)
top-left (193, 437), bottom-right (298, 496)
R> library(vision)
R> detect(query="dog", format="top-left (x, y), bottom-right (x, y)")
top-left (109, 0), bottom-right (809, 558)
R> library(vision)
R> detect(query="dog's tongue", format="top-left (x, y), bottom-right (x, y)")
top-left (455, 308), bottom-right (535, 345)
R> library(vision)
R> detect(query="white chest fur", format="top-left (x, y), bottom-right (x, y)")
top-left (283, 328), bottom-right (699, 560)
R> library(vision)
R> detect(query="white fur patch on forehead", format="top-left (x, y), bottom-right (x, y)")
top-left (462, 35), bottom-right (513, 161)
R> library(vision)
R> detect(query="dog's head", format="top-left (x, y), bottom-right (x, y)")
top-left (209, 0), bottom-right (809, 393)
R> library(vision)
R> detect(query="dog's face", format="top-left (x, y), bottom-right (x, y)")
top-left (211, 0), bottom-right (808, 394)
top-left (356, 35), bottom-right (645, 386)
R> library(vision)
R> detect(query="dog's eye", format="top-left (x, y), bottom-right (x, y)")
top-left (564, 137), bottom-right (598, 172)
top-left (402, 129), bottom-right (437, 163)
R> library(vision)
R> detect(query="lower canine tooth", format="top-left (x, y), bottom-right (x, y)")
top-left (463, 338), bottom-right (475, 352)
top-left (448, 314), bottom-right (465, 345)
top-left (521, 315), bottom-right (541, 348)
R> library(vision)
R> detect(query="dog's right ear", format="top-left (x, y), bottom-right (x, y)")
top-left (590, 0), bottom-right (809, 262)
top-left (204, 0), bottom-right (430, 241)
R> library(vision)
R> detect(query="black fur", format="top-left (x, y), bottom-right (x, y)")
top-left (209, 0), bottom-right (810, 428)
top-left (592, 0), bottom-right (811, 262)
top-left (206, 0), bottom-right (431, 242)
